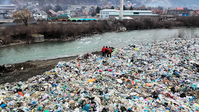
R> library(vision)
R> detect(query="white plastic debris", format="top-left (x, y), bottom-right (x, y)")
top-left (0, 37), bottom-right (199, 111)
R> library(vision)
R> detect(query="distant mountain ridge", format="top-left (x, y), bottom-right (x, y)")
top-left (139, 0), bottom-right (199, 7)
top-left (0, 0), bottom-right (198, 7)
top-left (0, 0), bottom-right (101, 5)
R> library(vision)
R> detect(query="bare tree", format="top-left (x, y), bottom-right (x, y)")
top-left (13, 8), bottom-right (31, 27)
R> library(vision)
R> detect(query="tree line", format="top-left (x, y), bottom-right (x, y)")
top-left (1, 16), bottom-right (199, 46)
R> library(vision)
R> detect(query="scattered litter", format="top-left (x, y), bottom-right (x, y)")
top-left (0, 37), bottom-right (199, 111)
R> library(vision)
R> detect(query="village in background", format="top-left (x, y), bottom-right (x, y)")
top-left (0, 0), bottom-right (198, 45)
top-left (0, 0), bottom-right (199, 25)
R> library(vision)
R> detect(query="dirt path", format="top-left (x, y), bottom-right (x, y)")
top-left (0, 51), bottom-right (101, 84)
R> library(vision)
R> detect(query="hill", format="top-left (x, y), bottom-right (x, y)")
top-left (0, 0), bottom-right (198, 7)
top-left (141, 0), bottom-right (199, 7)
top-left (8, 0), bottom-right (101, 5)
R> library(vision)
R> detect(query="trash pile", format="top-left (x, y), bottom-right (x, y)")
top-left (1, 37), bottom-right (199, 112)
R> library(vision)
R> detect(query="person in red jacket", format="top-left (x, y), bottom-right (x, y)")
top-left (108, 47), bottom-right (112, 57)
top-left (102, 46), bottom-right (106, 56)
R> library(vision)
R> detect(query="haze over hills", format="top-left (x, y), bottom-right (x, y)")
top-left (0, 0), bottom-right (101, 5)
top-left (142, 0), bottom-right (199, 7)
top-left (0, 0), bottom-right (198, 7)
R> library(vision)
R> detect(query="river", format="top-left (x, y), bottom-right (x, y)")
top-left (0, 28), bottom-right (199, 65)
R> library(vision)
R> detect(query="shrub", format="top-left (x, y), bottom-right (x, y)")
top-left (1, 17), bottom-right (199, 45)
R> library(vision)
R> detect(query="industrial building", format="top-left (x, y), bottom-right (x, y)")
top-left (100, 9), bottom-right (160, 21)
top-left (167, 7), bottom-right (193, 16)
top-left (0, 4), bottom-right (16, 11)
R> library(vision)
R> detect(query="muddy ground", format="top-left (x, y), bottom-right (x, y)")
top-left (0, 51), bottom-right (101, 84)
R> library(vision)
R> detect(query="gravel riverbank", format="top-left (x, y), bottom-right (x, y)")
top-left (0, 51), bottom-right (101, 84)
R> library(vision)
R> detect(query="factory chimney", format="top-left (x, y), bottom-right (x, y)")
top-left (119, 0), bottom-right (124, 20)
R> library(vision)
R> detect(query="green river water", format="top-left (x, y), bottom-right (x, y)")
top-left (0, 28), bottom-right (199, 65)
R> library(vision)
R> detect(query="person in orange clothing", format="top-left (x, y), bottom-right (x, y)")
top-left (102, 46), bottom-right (106, 56)
top-left (108, 47), bottom-right (112, 57)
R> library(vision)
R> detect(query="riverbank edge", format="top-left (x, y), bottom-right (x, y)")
top-left (0, 31), bottom-right (103, 48)
top-left (0, 26), bottom-right (190, 48)
top-left (0, 51), bottom-right (101, 84)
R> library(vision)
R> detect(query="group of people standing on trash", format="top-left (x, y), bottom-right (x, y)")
top-left (102, 46), bottom-right (112, 57)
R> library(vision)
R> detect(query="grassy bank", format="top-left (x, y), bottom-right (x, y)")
top-left (0, 16), bottom-right (199, 46)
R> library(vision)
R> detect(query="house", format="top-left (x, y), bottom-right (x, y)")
top-left (64, 10), bottom-right (71, 15)
top-left (0, 10), bottom-right (14, 24)
top-left (194, 10), bottom-right (199, 16)
top-left (160, 15), bottom-right (176, 21)
top-left (68, 5), bottom-right (97, 11)
top-left (58, 14), bottom-right (71, 21)
top-left (100, 9), bottom-right (160, 21)
top-left (6, 11), bottom-right (14, 18)
top-left (47, 9), bottom-right (58, 17)
top-left (57, 11), bottom-right (64, 15)
top-left (0, 4), bottom-right (16, 11)
top-left (33, 10), bottom-right (48, 20)
top-left (167, 7), bottom-right (193, 16)
top-left (0, 11), bottom-right (7, 19)
top-left (151, 9), bottom-right (165, 14)
top-left (0, 10), bottom-right (13, 20)
top-left (102, 4), bottom-right (111, 9)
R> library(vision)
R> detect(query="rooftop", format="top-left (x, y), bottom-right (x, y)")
top-left (48, 10), bottom-right (57, 15)
top-left (101, 9), bottom-right (153, 13)
top-left (58, 14), bottom-right (70, 17)
top-left (109, 13), bottom-right (159, 16)
top-left (34, 10), bottom-right (47, 15)
top-left (0, 4), bottom-right (15, 6)
top-left (168, 9), bottom-right (193, 11)
top-left (176, 7), bottom-right (184, 10)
